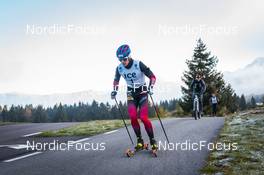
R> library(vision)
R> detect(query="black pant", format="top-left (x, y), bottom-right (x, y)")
top-left (212, 104), bottom-right (217, 116)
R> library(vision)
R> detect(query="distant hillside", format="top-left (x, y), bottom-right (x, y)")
top-left (245, 94), bottom-right (264, 103)
top-left (224, 57), bottom-right (264, 95)
top-left (0, 91), bottom-right (109, 107)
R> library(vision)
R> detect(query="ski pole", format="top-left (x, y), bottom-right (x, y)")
top-left (149, 94), bottom-right (170, 143)
top-left (114, 97), bottom-right (134, 145)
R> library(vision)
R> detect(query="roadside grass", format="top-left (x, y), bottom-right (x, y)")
top-left (0, 122), bottom-right (27, 126)
top-left (0, 122), bottom-right (13, 126)
top-left (39, 116), bottom-right (165, 137)
top-left (200, 109), bottom-right (264, 174)
top-left (39, 119), bottom-right (131, 137)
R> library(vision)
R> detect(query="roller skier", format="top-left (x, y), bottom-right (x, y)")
top-left (111, 44), bottom-right (158, 155)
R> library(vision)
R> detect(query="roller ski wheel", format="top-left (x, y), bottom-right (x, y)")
top-left (151, 148), bottom-right (158, 157)
top-left (151, 145), bottom-right (158, 157)
top-left (125, 149), bottom-right (135, 157)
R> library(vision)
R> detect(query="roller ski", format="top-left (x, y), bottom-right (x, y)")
top-left (126, 138), bottom-right (148, 157)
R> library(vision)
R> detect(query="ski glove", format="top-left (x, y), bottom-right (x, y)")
top-left (111, 91), bottom-right (117, 99)
top-left (148, 85), bottom-right (154, 95)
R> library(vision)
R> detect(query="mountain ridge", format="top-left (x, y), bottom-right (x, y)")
top-left (224, 57), bottom-right (264, 95)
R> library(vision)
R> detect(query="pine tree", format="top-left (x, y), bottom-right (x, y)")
top-left (250, 96), bottom-right (257, 108)
top-left (33, 105), bottom-right (48, 123)
top-left (1, 105), bottom-right (8, 122)
top-left (220, 84), bottom-right (237, 113)
top-left (8, 105), bottom-right (16, 122)
top-left (239, 94), bottom-right (247, 110)
top-left (0, 105), bottom-right (2, 122)
top-left (234, 93), bottom-right (240, 111)
top-left (181, 38), bottom-right (226, 114)
top-left (54, 103), bottom-right (68, 122)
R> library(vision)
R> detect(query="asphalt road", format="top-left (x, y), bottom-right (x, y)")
top-left (0, 122), bottom-right (80, 145)
top-left (0, 123), bottom-right (80, 161)
top-left (0, 117), bottom-right (224, 175)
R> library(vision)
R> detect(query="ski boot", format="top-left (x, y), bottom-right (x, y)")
top-left (135, 137), bottom-right (148, 151)
top-left (150, 138), bottom-right (158, 157)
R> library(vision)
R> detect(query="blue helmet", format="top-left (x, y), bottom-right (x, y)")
top-left (116, 44), bottom-right (131, 61)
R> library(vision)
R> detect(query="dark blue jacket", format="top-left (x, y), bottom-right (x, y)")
top-left (190, 79), bottom-right (206, 94)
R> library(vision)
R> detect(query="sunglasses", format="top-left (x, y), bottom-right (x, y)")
top-left (120, 58), bottom-right (128, 62)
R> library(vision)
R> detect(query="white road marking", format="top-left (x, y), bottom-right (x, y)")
top-left (3, 152), bottom-right (42, 163)
top-left (0, 144), bottom-right (28, 149)
top-left (8, 144), bottom-right (29, 149)
top-left (22, 132), bottom-right (42, 137)
top-left (0, 145), bottom-right (9, 148)
top-left (104, 130), bottom-right (118, 135)
top-left (70, 138), bottom-right (90, 144)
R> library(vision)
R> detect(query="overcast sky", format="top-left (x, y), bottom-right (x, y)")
top-left (0, 0), bottom-right (263, 94)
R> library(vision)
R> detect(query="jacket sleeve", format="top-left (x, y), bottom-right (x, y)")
top-left (113, 67), bottom-right (121, 91)
top-left (139, 61), bottom-right (156, 86)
